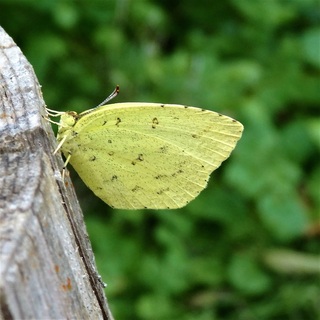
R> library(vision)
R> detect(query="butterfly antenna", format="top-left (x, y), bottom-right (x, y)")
top-left (96, 85), bottom-right (120, 107)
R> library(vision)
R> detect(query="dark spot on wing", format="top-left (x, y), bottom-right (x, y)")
top-left (131, 153), bottom-right (144, 165)
top-left (152, 117), bottom-right (159, 129)
top-left (111, 175), bottom-right (118, 181)
top-left (89, 155), bottom-right (96, 161)
top-left (155, 174), bottom-right (167, 180)
top-left (108, 139), bottom-right (112, 143)
top-left (102, 120), bottom-right (107, 126)
top-left (116, 117), bottom-right (121, 126)
top-left (157, 187), bottom-right (170, 195)
top-left (132, 185), bottom-right (142, 192)
top-left (159, 145), bottom-right (168, 153)
top-left (172, 169), bottom-right (183, 177)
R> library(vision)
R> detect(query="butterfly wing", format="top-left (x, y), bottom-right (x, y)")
top-left (60, 103), bottom-right (243, 209)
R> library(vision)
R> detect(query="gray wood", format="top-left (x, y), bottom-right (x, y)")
top-left (0, 27), bottom-right (114, 320)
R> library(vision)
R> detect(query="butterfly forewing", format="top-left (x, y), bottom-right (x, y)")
top-left (59, 103), bottom-right (243, 209)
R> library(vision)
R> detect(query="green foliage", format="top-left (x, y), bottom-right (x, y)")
top-left (1, 0), bottom-right (319, 319)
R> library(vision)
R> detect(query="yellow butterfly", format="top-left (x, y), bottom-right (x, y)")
top-left (47, 87), bottom-right (243, 209)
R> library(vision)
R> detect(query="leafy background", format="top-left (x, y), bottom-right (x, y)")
top-left (1, 0), bottom-right (319, 319)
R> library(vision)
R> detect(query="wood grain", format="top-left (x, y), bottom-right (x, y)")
top-left (0, 26), bottom-right (113, 320)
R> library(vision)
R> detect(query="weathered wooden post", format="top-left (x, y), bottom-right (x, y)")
top-left (0, 27), bottom-right (113, 319)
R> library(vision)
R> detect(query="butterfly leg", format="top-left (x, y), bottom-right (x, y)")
top-left (53, 135), bottom-right (67, 155)
top-left (62, 153), bottom-right (72, 180)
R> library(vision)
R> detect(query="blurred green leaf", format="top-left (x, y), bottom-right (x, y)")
top-left (228, 253), bottom-right (272, 295)
top-left (307, 118), bottom-right (320, 150)
top-left (301, 28), bottom-right (320, 68)
top-left (258, 191), bottom-right (309, 241)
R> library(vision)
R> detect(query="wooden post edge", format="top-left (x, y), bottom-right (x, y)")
top-left (0, 27), bottom-right (114, 320)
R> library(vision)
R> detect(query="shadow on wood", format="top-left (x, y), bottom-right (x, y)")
top-left (0, 27), bottom-right (113, 320)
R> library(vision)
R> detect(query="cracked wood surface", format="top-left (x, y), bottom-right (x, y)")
top-left (0, 26), bottom-right (113, 320)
